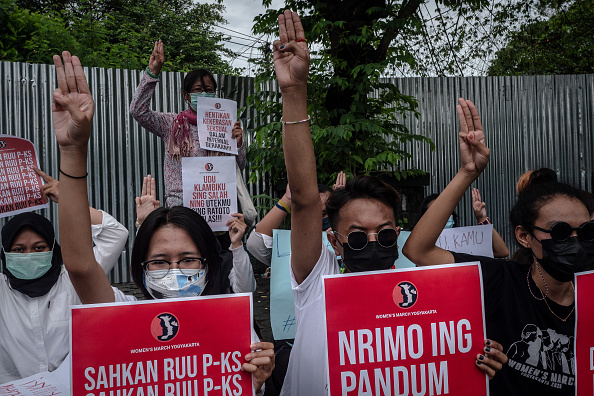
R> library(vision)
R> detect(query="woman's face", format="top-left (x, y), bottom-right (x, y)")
top-left (145, 225), bottom-right (205, 271)
top-left (9, 227), bottom-right (50, 253)
top-left (525, 195), bottom-right (591, 260)
top-left (183, 76), bottom-right (216, 102)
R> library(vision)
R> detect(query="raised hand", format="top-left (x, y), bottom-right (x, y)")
top-left (456, 98), bottom-right (489, 175)
top-left (135, 175), bottom-right (161, 227)
top-left (231, 121), bottom-right (243, 148)
top-left (227, 213), bottom-right (247, 248)
top-left (52, 51), bottom-right (94, 151)
top-left (333, 171), bottom-right (346, 190)
top-left (149, 40), bottom-right (165, 76)
top-left (472, 188), bottom-right (487, 223)
top-left (273, 10), bottom-right (310, 93)
top-left (33, 166), bottom-right (60, 203)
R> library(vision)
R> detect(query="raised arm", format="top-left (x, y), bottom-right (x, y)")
top-left (274, 10), bottom-right (321, 284)
top-left (53, 51), bottom-right (115, 303)
top-left (472, 188), bottom-right (509, 258)
top-left (129, 40), bottom-right (175, 138)
top-left (403, 99), bottom-right (490, 266)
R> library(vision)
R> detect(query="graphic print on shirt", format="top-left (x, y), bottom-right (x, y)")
top-left (506, 324), bottom-right (574, 390)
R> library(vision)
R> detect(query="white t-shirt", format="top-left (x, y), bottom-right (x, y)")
top-left (280, 245), bottom-right (340, 396)
top-left (0, 211), bottom-right (130, 384)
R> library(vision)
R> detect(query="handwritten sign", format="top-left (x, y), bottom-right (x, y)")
top-left (0, 135), bottom-right (48, 218)
top-left (182, 157), bottom-right (237, 232)
top-left (434, 225), bottom-right (494, 258)
top-left (574, 270), bottom-right (594, 396)
top-left (323, 263), bottom-right (488, 396)
top-left (0, 360), bottom-right (69, 395)
top-left (196, 97), bottom-right (238, 155)
top-left (70, 294), bottom-right (254, 396)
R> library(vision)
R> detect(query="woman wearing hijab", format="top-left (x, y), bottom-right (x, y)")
top-left (0, 207), bottom-right (128, 383)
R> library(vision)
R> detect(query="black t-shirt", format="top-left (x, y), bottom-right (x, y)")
top-left (452, 253), bottom-right (575, 396)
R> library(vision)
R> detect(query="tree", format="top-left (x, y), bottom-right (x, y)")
top-left (488, 0), bottom-right (594, 75)
top-left (2, 0), bottom-right (241, 74)
top-left (247, 1), bottom-right (484, 186)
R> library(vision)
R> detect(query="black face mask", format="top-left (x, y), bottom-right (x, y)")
top-left (342, 241), bottom-right (398, 273)
top-left (535, 237), bottom-right (594, 282)
top-left (322, 217), bottom-right (331, 231)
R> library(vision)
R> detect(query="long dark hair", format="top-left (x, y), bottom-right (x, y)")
top-left (510, 181), bottom-right (592, 264)
top-left (326, 175), bottom-right (401, 230)
top-left (131, 207), bottom-right (224, 299)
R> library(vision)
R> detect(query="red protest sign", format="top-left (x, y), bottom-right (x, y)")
top-left (323, 263), bottom-right (487, 396)
top-left (0, 135), bottom-right (48, 218)
top-left (70, 294), bottom-right (254, 396)
top-left (575, 270), bottom-right (594, 396)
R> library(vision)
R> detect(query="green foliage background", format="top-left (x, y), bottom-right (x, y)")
top-left (0, 0), bottom-right (241, 75)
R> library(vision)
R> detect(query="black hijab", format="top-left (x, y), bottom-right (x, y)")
top-left (1, 212), bottom-right (63, 297)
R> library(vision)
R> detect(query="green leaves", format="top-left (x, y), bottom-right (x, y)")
top-left (1, 0), bottom-right (240, 74)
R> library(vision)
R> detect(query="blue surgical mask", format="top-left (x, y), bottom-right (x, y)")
top-left (190, 92), bottom-right (216, 111)
top-left (4, 248), bottom-right (54, 280)
top-left (444, 215), bottom-right (455, 229)
top-left (144, 269), bottom-right (207, 299)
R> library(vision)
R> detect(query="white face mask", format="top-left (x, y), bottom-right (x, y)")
top-left (3, 244), bottom-right (54, 280)
top-left (144, 269), bottom-right (207, 299)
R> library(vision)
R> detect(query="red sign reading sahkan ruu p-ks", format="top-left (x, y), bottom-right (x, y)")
top-left (70, 294), bottom-right (255, 396)
top-left (323, 263), bottom-right (488, 396)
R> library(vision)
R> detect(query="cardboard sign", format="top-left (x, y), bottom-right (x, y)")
top-left (70, 294), bottom-right (254, 396)
top-left (182, 157), bottom-right (238, 232)
top-left (574, 270), bottom-right (594, 396)
top-left (0, 135), bottom-right (48, 218)
top-left (323, 263), bottom-right (488, 396)
top-left (196, 97), bottom-right (238, 155)
top-left (0, 358), bottom-right (69, 395)
top-left (435, 225), bottom-right (494, 258)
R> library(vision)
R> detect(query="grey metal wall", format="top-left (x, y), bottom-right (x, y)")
top-left (1, 61), bottom-right (592, 281)
top-left (392, 75), bottom-right (594, 247)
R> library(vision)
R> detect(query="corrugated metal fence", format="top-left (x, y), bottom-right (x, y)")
top-left (1, 61), bottom-right (592, 281)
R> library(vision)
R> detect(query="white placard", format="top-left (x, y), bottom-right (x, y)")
top-left (196, 97), bottom-right (238, 155)
top-left (182, 156), bottom-right (237, 232)
top-left (0, 356), bottom-right (69, 394)
top-left (435, 224), bottom-right (494, 258)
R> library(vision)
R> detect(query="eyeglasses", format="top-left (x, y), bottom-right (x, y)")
top-left (142, 257), bottom-right (206, 279)
top-left (530, 221), bottom-right (594, 242)
top-left (333, 228), bottom-right (398, 250)
top-left (189, 88), bottom-right (216, 94)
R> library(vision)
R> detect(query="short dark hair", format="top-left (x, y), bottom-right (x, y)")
top-left (510, 181), bottom-right (592, 264)
top-left (325, 175), bottom-right (401, 230)
top-left (318, 184), bottom-right (332, 194)
top-left (131, 206), bottom-right (223, 299)
top-left (417, 193), bottom-right (458, 227)
top-left (182, 69), bottom-right (217, 94)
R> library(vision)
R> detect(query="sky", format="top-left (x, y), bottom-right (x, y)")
top-left (202, 0), bottom-right (285, 75)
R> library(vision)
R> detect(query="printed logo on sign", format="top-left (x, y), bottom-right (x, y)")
top-left (150, 313), bottom-right (179, 342)
top-left (0, 140), bottom-right (6, 149)
top-left (392, 281), bottom-right (418, 309)
top-left (205, 163), bottom-right (214, 171)
top-left (215, 103), bottom-right (221, 109)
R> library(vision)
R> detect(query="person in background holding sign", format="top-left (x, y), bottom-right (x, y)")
top-left (51, 51), bottom-right (273, 394)
top-left (129, 40), bottom-right (245, 209)
top-left (403, 98), bottom-right (594, 395)
top-left (0, 169), bottom-right (129, 383)
top-left (272, 11), bottom-right (505, 395)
